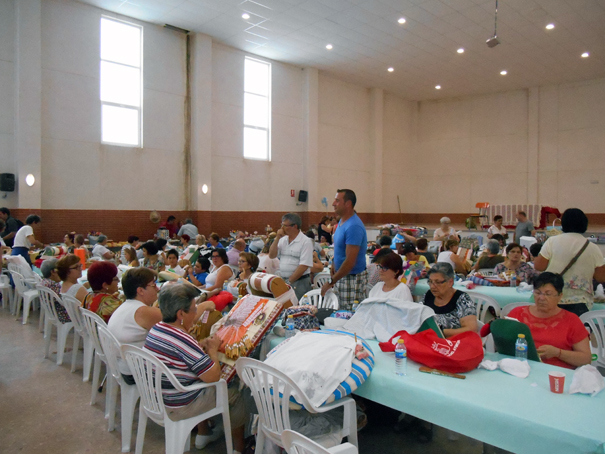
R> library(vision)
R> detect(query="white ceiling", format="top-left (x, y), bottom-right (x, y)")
top-left (79, 0), bottom-right (605, 101)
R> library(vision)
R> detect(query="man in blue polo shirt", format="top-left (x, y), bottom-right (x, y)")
top-left (321, 189), bottom-right (368, 310)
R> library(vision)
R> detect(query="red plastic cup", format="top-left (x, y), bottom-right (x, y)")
top-left (548, 371), bottom-right (566, 394)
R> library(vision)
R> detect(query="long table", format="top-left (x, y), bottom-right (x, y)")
top-left (355, 340), bottom-right (605, 454)
top-left (413, 279), bottom-right (605, 312)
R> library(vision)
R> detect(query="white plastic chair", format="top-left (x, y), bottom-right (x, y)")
top-left (466, 291), bottom-right (501, 323)
top-left (235, 357), bottom-right (357, 454)
top-left (97, 324), bottom-right (140, 452)
top-left (281, 429), bottom-right (358, 454)
top-left (79, 307), bottom-right (112, 411)
top-left (478, 268), bottom-right (496, 277)
top-left (36, 285), bottom-right (75, 366)
top-left (121, 344), bottom-right (233, 454)
top-left (580, 310), bottom-right (605, 369)
top-left (299, 289), bottom-right (339, 310)
top-left (9, 270), bottom-right (40, 323)
top-left (0, 271), bottom-right (14, 311)
top-left (501, 302), bottom-right (533, 317)
top-left (313, 272), bottom-right (331, 290)
top-left (62, 293), bottom-right (94, 381)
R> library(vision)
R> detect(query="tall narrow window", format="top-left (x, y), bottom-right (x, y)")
top-left (243, 57), bottom-right (271, 160)
top-left (100, 17), bottom-right (142, 147)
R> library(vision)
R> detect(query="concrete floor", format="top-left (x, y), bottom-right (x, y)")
top-left (0, 307), bottom-right (487, 454)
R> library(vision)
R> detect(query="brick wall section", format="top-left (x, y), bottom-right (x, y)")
top-left (7, 208), bottom-right (605, 243)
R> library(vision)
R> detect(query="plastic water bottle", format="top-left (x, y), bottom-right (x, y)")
top-left (285, 315), bottom-right (295, 339)
top-left (515, 334), bottom-right (528, 361)
top-left (223, 281), bottom-right (228, 292)
top-left (394, 339), bottom-right (407, 376)
top-left (352, 300), bottom-right (359, 313)
top-left (510, 275), bottom-right (517, 288)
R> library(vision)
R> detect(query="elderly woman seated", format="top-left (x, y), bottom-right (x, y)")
top-left (144, 283), bottom-right (246, 452)
top-left (83, 261), bottom-right (123, 322)
top-left (57, 254), bottom-right (89, 304)
top-left (420, 263), bottom-right (478, 338)
top-left (196, 234), bottom-right (208, 249)
top-left (437, 239), bottom-right (468, 275)
top-left (40, 258), bottom-right (70, 323)
top-left (433, 217), bottom-right (460, 242)
top-left (472, 239), bottom-right (505, 272)
top-left (508, 273), bottom-right (591, 369)
top-left (92, 235), bottom-right (115, 260)
top-left (494, 243), bottom-right (538, 285)
top-left (369, 252), bottom-right (412, 300)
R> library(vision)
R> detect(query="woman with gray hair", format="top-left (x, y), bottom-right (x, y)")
top-left (472, 239), bottom-right (505, 272)
top-left (92, 234), bottom-right (114, 260)
top-left (40, 258), bottom-right (70, 323)
top-left (433, 217), bottom-right (459, 242)
top-left (144, 283), bottom-right (246, 452)
top-left (420, 263), bottom-right (478, 338)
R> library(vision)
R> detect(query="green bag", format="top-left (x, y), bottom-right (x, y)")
top-left (417, 316), bottom-right (445, 339)
top-left (490, 319), bottom-right (541, 362)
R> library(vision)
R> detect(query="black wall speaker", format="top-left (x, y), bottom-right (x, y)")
top-left (0, 173), bottom-right (15, 192)
top-left (298, 190), bottom-right (308, 203)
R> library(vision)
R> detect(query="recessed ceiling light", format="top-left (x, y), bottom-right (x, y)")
top-left (545, 23), bottom-right (555, 30)
top-left (435, 85), bottom-right (441, 90)
top-left (388, 67), bottom-right (394, 72)
top-left (398, 17), bottom-right (406, 24)
top-left (581, 52), bottom-right (589, 58)
top-left (326, 44), bottom-right (333, 50)
top-left (500, 70), bottom-right (507, 75)
top-left (457, 48), bottom-right (464, 54)
top-left (242, 13), bottom-right (250, 20)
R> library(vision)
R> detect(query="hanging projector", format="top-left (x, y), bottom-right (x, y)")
top-left (486, 0), bottom-right (500, 48)
top-left (486, 36), bottom-right (500, 48)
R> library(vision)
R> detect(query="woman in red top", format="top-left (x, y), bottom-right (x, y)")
top-left (509, 272), bottom-right (591, 369)
top-left (83, 261), bottom-right (123, 323)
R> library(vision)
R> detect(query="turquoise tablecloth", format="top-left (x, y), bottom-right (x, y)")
top-left (355, 340), bottom-right (605, 454)
top-left (413, 279), bottom-right (534, 307)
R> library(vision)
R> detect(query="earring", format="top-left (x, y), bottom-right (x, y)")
top-left (180, 319), bottom-right (184, 326)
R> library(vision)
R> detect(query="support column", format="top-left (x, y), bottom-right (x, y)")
top-left (14, 0), bottom-right (42, 210)
top-left (370, 88), bottom-right (384, 214)
top-left (303, 67), bottom-right (319, 213)
top-left (527, 87), bottom-right (539, 204)
top-left (189, 33), bottom-right (213, 230)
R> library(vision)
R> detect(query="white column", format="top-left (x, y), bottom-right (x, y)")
top-left (189, 33), bottom-right (213, 211)
top-left (303, 67), bottom-right (319, 213)
top-left (370, 88), bottom-right (384, 213)
top-left (14, 0), bottom-right (42, 209)
top-left (527, 87), bottom-right (539, 204)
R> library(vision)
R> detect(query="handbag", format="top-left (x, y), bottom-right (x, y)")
top-left (559, 240), bottom-right (590, 276)
top-left (402, 329), bottom-right (484, 373)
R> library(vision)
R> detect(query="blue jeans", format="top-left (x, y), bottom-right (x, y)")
top-left (11, 247), bottom-right (32, 267)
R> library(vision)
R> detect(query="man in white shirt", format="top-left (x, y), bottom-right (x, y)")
top-left (177, 218), bottom-right (198, 239)
top-left (92, 235), bottom-right (115, 260)
top-left (269, 213), bottom-right (313, 300)
top-left (487, 215), bottom-right (508, 239)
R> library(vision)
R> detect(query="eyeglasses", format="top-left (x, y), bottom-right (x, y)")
top-left (69, 264), bottom-right (82, 270)
top-left (427, 279), bottom-right (447, 286)
top-left (211, 255), bottom-right (220, 259)
top-left (533, 290), bottom-right (559, 298)
top-left (146, 282), bottom-right (158, 289)
top-left (377, 265), bottom-right (390, 272)
top-left (281, 223), bottom-right (293, 227)
top-left (237, 260), bottom-right (247, 264)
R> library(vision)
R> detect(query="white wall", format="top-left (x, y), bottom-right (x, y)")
top-left (40, 0), bottom-right (187, 210)
top-left (0, 0), bottom-right (16, 205)
top-left (317, 76), bottom-right (373, 213)
top-left (210, 43), bottom-right (306, 213)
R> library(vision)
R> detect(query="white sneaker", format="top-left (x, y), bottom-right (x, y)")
top-left (195, 428), bottom-right (224, 450)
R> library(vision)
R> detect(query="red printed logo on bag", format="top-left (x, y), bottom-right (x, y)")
top-left (431, 339), bottom-right (460, 357)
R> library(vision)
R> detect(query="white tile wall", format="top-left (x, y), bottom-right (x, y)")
top-left (0, 60), bottom-right (13, 136)
top-left (0, 0), bottom-right (14, 63)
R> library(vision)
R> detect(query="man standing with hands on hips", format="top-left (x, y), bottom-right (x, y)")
top-left (321, 189), bottom-right (368, 310)
top-left (269, 212), bottom-right (313, 301)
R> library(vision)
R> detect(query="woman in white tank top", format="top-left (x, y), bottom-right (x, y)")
top-left (437, 239), bottom-right (467, 275)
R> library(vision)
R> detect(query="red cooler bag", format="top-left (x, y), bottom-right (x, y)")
top-left (402, 330), bottom-right (484, 373)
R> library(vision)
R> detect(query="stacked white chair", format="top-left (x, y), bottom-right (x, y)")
top-left (0, 271), bottom-right (14, 311)
top-left (121, 344), bottom-right (233, 454)
top-left (9, 270), bottom-right (40, 323)
top-left (62, 293), bottom-right (94, 381)
top-left (299, 289), bottom-right (339, 310)
top-left (235, 357), bottom-right (357, 454)
top-left (36, 285), bottom-right (75, 365)
top-left (97, 324), bottom-right (140, 452)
